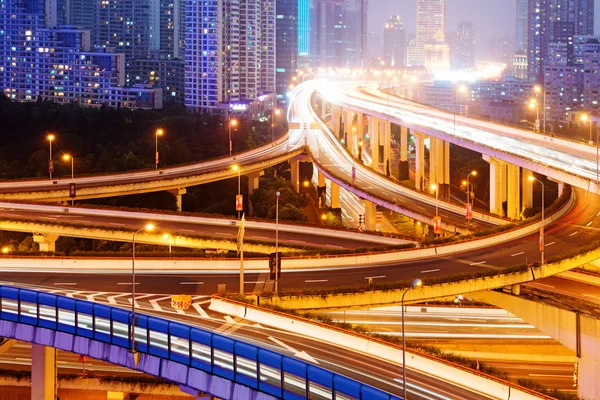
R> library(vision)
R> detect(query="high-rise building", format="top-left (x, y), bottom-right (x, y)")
top-left (423, 30), bottom-right (449, 71)
top-left (311, 0), bottom-right (367, 68)
top-left (408, 0), bottom-right (445, 67)
top-left (450, 21), bottom-right (475, 69)
top-left (185, 0), bottom-right (277, 114)
top-left (297, 0), bottom-right (311, 67)
top-left (383, 15), bottom-right (406, 67)
top-left (276, 0), bottom-right (298, 98)
top-left (527, 0), bottom-right (594, 82)
top-left (516, 0), bottom-right (527, 52)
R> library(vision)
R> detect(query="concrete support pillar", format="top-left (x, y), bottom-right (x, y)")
top-left (356, 112), bottom-right (364, 157)
top-left (383, 122), bottom-right (391, 176)
top-left (413, 132), bottom-right (425, 191)
top-left (363, 200), bottom-right (377, 231)
top-left (320, 98), bottom-right (327, 120)
top-left (317, 170), bottom-right (327, 209)
top-left (522, 168), bottom-right (533, 210)
top-left (318, 170), bottom-right (326, 187)
top-left (369, 117), bottom-right (380, 172)
top-left (169, 187), bottom-right (187, 212)
top-left (399, 126), bottom-right (409, 180)
top-left (443, 140), bottom-right (451, 198)
top-left (33, 234), bottom-right (59, 252)
top-left (343, 110), bottom-right (353, 145)
top-left (579, 356), bottom-right (600, 399)
top-left (507, 164), bottom-right (521, 220)
top-left (330, 181), bottom-right (340, 209)
top-left (247, 171), bottom-right (261, 217)
top-left (429, 138), bottom-right (440, 192)
top-left (31, 344), bottom-right (56, 400)
top-left (484, 155), bottom-right (508, 217)
top-left (332, 106), bottom-right (341, 137)
top-left (290, 159), bottom-right (300, 192)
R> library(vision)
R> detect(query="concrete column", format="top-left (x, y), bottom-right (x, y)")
top-left (356, 112), bottom-right (364, 157)
top-left (31, 344), bottom-right (56, 400)
top-left (399, 126), bottom-right (409, 180)
top-left (169, 187), bottom-right (187, 212)
top-left (484, 155), bottom-right (507, 217)
top-left (33, 234), bottom-right (59, 252)
top-left (344, 110), bottom-right (353, 145)
top-left (247, 171), bottom-right (262, 217)
top-left (579, 356), bottom-right (600, 399)
top-left (383, 122), bottom-right (391, 176)
top-left (320, 98), bottom-right (327, 120)
top-left (522, 168), bottom-right (533, 210)
top-left (318, 170), bottom-right (326, 187)
top-left (363, 200), bottom-right (377, 231)
top-left (369, 117), bottom-right (380, 172)
top-left (413, 132), bottom-right (425, 191)
top-left (317, 170), bottom-right (327, 209)
top-left (507, 164), bottom-right (521, 220)
top-left (290, 159), bottom-right (300, 192)
top-left (332, 106), bottom-right (341, 138)
top-left (330, 181), bottom-right (340, 209)
top-left (429, 138), bottom-right (440, 192)
top-left (442, 140), bottom-right (451, 199)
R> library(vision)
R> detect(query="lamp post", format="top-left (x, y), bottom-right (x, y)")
top-left (275, 191), bottom-right (280, 295)
top-left (47, 134), bottom-right (55, 179)
top-left (430, 184), bottom-right (439, 217)
top-left (466, 170), bottom-right (477, 229)
top-left (131, 223), bottom-right (154, 352)
top-left (533, 85), bottom-right (546, 135)
top-left (63, 154), bottom-right (74, 205)
top-left (402, 278), bottom-right (423, 400)
top-left (272, 108), bottom-right (281, 142)
top-left (155, 129), bottom-right (163, 170)
top-left (529, 176), bottom-right (544, 265)
top-left (229, 118), bottom-right (238, 157)
top-left (581, 114), bottom-right (592, 145)
top-left (453, 85), bottom-right (467, 134)
top-left (163, 233), bottom-right (172, 257)
top-left (232, 165), bottom-right (241, 219)
top-left (529, 99), bottom-right (539, 132)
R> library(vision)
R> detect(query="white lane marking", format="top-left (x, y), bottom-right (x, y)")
top-left (420, 269), bottom-right (440, 274)
top-left (267, 336), bottom-right (319, 364)
top-left (365, 275), bottom-right (386, 279)
top-left (305, 279), bottom-right (328, 283)
top-left (469, 261), bottom-right (487, 266)
top-left (569, 231), bottom-right (579, 237)
top-left (149, 296), bottom-right (173, 311)
top-left (180, 282), bottom-right (204, 285)
top-left (39, 217), bottom-right (57, 220)
top-left (583, 294), bottom-right (600, 301)
top-left (116, 282), bottom-right (140, 285)
top-left (245, 281), bottom-right (265, 284)
top-left (545, 242), bottom-right (555, 247)
top-left (53, 282), bottom-right (77, 286)
top-left (64, 291), bottom-right (84, 298)
top-left (85, 292), bottom-right (108, 302)
top-left (529, 374), bottom-right (572, 378)
top-left (587, 221), bottom-right (593, 227)
top-left (192, 303), bottom-right (210, 318)
top-left (511, 252), bottom-right (525, 257)
top-left (107, 293), bottom-right (132, 305)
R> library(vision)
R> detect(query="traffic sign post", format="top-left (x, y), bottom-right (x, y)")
top-left (465, 203), bottom-right (472, 220)
top-left (433, 216), bottom-right (442, 235)
top-left (236, 195), bottom-right (243, 212)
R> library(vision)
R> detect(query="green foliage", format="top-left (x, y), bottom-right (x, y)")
top-left (251, 176), bottom-right (308, 221)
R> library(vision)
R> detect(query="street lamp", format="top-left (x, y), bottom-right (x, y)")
top-left (63, 154), bottom-right (74, 205)
top-left (1, 247), bottom-right (9, 255)
top-left (275, 191), bottom-right (280, 295)
top-left (430, 184), bottom-right (439, 217)
top-left (232, 165), bottom-right (241, 219)
top-left (272, 108), bottom-right (281, 142)
top-left (466, 170), bottom-right (477, 229)
top-left (130, 223), bottom-right (154, 353)
top-left (533, 85), bottom-right (546, 135)
top-left (229, 118), bottom-right (238, 157)
top-left (163, 233), bottom-right (172, 257)
top-left (581, 114), bottom-right (593, 145)
top-left (402, 278), bottom-right (422, 400)
top-left (47, 134), bottom-right (55, 179)
top-left (528, 176), bottom-right (544, 265)
top-left (453, 85), bottom-right (468, 134)
top-left (529, 99), bottom-right (539, 132)
top-left (155, 129), bottom-right (163, 170)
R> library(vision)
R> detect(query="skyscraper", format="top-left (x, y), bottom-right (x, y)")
top-left (450, 21), bottom-right (475, 69)
top-left (383, 15), bottom-right (406, 67)
top-left (297, 0), bottom-right (311, 67)
top-left (527, 0), bottom-right (594, 82)
top-left (408, 0), bottom-right (445, 67)
top-left (276, 0), bottom-right (298, 98)
top-left (516, 0), bottom-right (527, 52)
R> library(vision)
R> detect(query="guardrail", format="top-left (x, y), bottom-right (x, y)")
top-left (0, 285), bottom-right (401, 400)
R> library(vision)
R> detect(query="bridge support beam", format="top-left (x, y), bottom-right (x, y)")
top-left (507, 164), bottom-right (521, 220)
top-left (399, 126), bottom-right (409, 180)
top-left (169, 187), bottom-right (187, 212)
top-left (413, 132), bottom-right (425, 191)
top-left (332, 106), bottom-right (341, 138)
top-left (363, 200), bottom-right (377, 231)
top-left (522, 168), bottom-right (533, 211)
top-left (31, 344), bottom-right (56, 400)
top-left (343, 110), bottom-right (353, 147)
top-left (368, 117), bottom-right (380, 172)
top-left (247, 171), bottom-right (262, 217)
top-left (383, 121), bottom-right (391, 176)
top-left (484, 155), bottom-right (521, 219)
top-left (429, 138), bottom-right (451, 199)
top-left (330, 181), bottom-right (340, 209)
top-left (355, 112), bottom-right (364, 158)
top-left (290, 159), bottom-right (300, 192)
top-left (33, 234), bottom-right (59, 252)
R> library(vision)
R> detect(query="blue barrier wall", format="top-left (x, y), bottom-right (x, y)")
top-left (0, 286), bottom-right (402, 400)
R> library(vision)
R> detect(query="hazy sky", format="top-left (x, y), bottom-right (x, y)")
top-left (368, 0), bottom-right (600, 38)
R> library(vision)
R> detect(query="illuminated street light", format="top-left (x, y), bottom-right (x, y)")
top-left (155, 129), bottom-right (164, 170)
top-left (131, 223), bottom-right (154, 353)
top-left (430, 184), bottom-right (438, 217)
top-left (229, 118), bottom-right (238, 157)
top-left (402, 278), bottom-right (423, 400)
top-left (163, 233), bottom-right (172, 257)
top-left (533, 85), bottom-right (546, 135)
top-left (1, 247), bottom-right (9, 255)
top-left (232, 165), bottom-right (241, 219)
top-left (466, 171), bottom-right (477, 229)
top-left (272, 108), bottom-right (281, 142)
top-left (47, 134), bottom-right (55, 179)
top-left (63, 154), bottom-right (75, 205)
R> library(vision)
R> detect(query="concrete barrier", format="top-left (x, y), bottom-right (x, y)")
top-left (209, 298), bottom-right (551, 400)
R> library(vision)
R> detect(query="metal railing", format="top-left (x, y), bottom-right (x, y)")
top-left (0, 285), bottom-right (401, 400)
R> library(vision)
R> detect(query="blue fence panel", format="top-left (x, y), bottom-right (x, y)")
top-left (92, 303), bottom-right (111, 344)
top-left (75, 301), bottom-right (94, 338)
top-left (307, 365), bottom-right (334, 399)
top-left (57, 297), bottom-right (76, 334)
top-left (38, 293), bottom-right (57, 330)
top-left (134, 314), bottom-right (149, 353)
top-left (258, 348), bottom-right (283, 398)
top-left (234, 342), bottom-right (259, 389)
top-left (147, 317), bottom-right (169, 359)
top-left (282, 356), bottom-right (308, 400)
top-left (0, 286), bottom-right (20, 322)
top-left (168, 321), bottom-right (191, 365)
top-left (361, 385), bottom-right (400, 400)
top-left (212, 334), bottom-right (235, 381)
top-left (333, 374), bottom-right (361, 399)
top-left (18, 290), bottom-right (39, 326)
top-left (190, 328), bottom-right (212, 372)
top-left (111, 308), bottom-right (131, 348)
